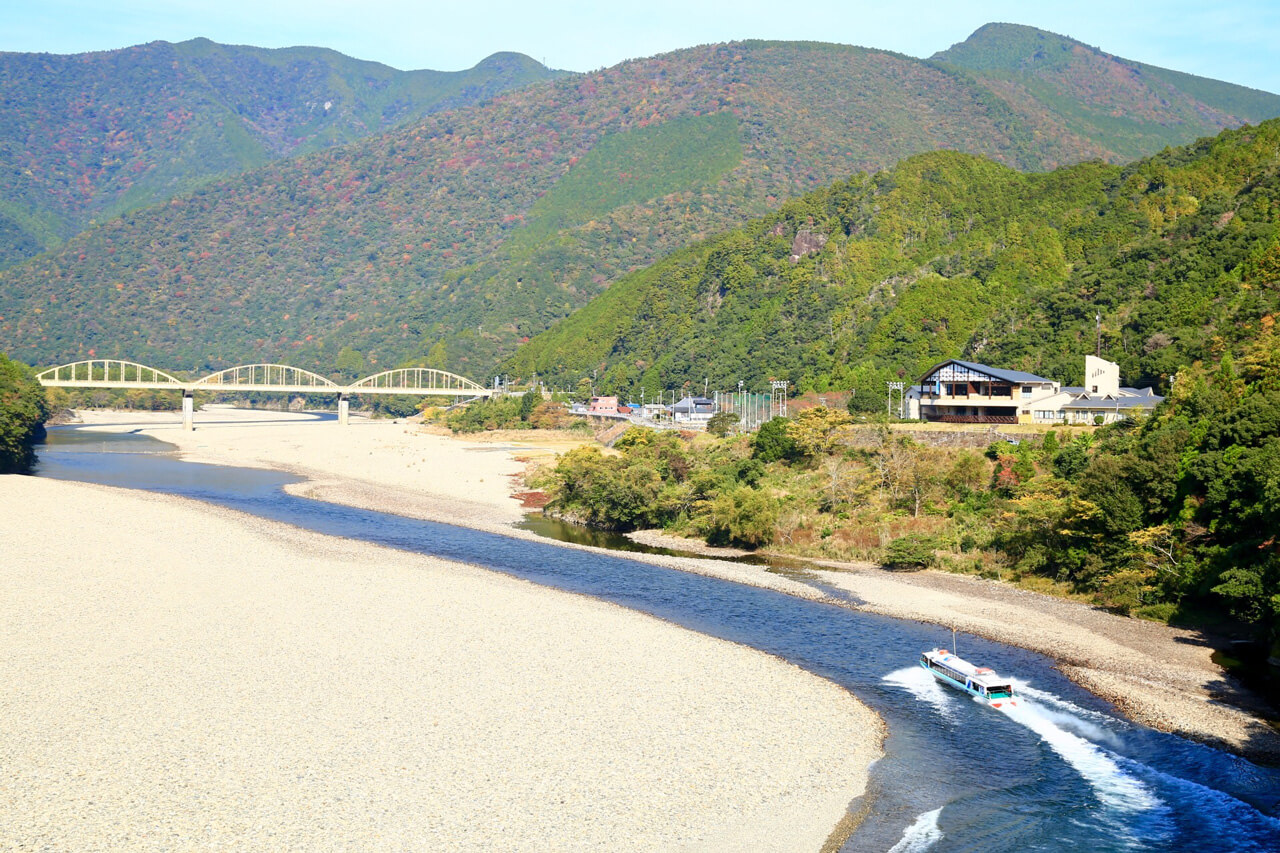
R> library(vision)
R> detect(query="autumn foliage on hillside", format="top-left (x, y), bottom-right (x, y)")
top-left (512, 119), bottom-right (1280, 405)
top-left (0, 40), bottom-right (560, 262)
top-left (3, 28), bottom-right (1277, 379)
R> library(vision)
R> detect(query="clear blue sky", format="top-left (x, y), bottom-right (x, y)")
top-left (6, 0), bottom-right (1280, 94)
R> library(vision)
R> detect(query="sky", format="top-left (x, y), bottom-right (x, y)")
top-left (5, 0), bottom-right (1280, 95)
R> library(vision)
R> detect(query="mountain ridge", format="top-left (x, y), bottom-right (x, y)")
top-left (0, 39), bottom-right (563, 263)
top-left (2, 25), bottom-right (1278, 379)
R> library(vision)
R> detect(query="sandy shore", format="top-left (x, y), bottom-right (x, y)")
top-left (1, 473), bottom-right (880, 851)
top-left (74, 406), bottom-right (531, 530)
top-left (62, 407), bottom-right (1280, 762)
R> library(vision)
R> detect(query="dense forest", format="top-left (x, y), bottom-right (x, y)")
top-left (0, 353), bottom-right (49, 473)
top-left (3, 24), bottom-right (1277, 379)
top-left (0, 40), bottom-right (560, 264)
top-left (511, 118), bottom-right (1280, 402)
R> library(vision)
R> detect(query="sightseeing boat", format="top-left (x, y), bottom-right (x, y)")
top-left (920, 648), bottom-right (1018, 708)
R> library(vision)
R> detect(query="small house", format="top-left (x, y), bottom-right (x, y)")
top-left (672, 395), bottom-right (716, 423)
top-left (588, 396), bottom-right (619, 414)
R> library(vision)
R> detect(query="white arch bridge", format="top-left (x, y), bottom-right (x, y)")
top-left (37, 360), bottom-right (496, 429)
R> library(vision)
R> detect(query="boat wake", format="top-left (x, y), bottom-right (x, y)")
top-left (999, 700), bottom-right (1162, 813)
top-left (886, 807), bottom-right (944, 853)
top-left (1120, 756), bottom-right (1280, 848)
top-left (883, 666), bottom-right (956, 721)
top-left (1012, 682), bottom-right (1123, 748)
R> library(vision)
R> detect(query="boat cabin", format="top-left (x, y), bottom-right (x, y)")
top-left (921, 649), bottom-right (1015, 701)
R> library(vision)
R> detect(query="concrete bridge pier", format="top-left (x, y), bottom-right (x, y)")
top-left (182, 391), bottom-right (194, 431)
top-left (338, 393), bottom-right (350, 426)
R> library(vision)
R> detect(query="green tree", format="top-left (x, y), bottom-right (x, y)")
top-left (703, 487), bottom-right (778, 548)
top-left (519, 388), bottom-right (540, 421)
top-left (0, 353), bottom-right (49, 473)
top-left (706, 411), bottom-right (739, 437)
top-left (751, 416), bottom-right (800, 463)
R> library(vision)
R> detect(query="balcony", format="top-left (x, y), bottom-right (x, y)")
top-left (937, 414), bottom-right (1018, 424)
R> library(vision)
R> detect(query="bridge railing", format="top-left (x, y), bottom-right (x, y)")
top-left (36, 359), bottom-right (185, 388)
top-left (195, 363), bottom-right (338, 390)
top-left (347, 367), bottom-right (488, 396)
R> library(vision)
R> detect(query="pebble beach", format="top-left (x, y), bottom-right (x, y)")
top-left (0, 473), bottom-right (880, 851)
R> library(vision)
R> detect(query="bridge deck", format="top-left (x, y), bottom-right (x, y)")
top-left (36, 361), bottom-right (494, 397)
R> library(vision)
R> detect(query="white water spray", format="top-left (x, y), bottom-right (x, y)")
top-left (886, 807), bottom-right (944, 853)
top-left (883, 665), bottom-right (956, 721)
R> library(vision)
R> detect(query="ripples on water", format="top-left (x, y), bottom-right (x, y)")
top-left (33, 427), bottom-right (1280, 852)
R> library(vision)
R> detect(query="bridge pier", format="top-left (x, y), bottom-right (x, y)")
top-left (182, 391), bottom-right (194, 431)
top-left (338, 393), bottom-right (349, 426)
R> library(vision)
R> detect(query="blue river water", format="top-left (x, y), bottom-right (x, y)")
top-left (32, 425), bottom-right (1280, 851)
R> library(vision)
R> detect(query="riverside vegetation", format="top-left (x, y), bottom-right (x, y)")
top-left (0, 354), bottom-right (49, 473)
top-left (533, 327), bottom-right (1280, 652)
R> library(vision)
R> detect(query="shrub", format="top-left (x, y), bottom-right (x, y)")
top-left (703, 487), bottom-right (779, 548)
top-left (882, 535), bottom-right (937, 571)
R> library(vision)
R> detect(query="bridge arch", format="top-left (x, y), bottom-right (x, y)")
top-left (347, 367), bottom-right (487, 396)
top-left (194, 363), bottom-right (338, 391)
top-left (36, 359), bottom-right (185, 388)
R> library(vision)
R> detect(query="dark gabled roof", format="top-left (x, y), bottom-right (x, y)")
top-left (1061, 392), bottom-right (1164, 410)
top-left (672, 395), bottom-right (716, 412)
top-left (919, 359), bottom-right (1052, 385)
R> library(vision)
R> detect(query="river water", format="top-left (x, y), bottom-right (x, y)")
top-left (32, 425), bottom-right (1280, 851)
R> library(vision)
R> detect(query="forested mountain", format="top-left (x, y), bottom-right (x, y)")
top-left (510, 119), bottom-right (1280, 403)
top-left (2, 26), bottom-right (1277, 379)
top-left (0, 40), bottom-right (560, 262)
top-left (932, 23), bottom-right (1280, 161)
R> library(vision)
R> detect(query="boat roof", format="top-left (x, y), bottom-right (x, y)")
top-left (924, 649), bottom-right (1013, 687)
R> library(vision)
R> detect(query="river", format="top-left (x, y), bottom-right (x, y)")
top-left (32, 425), bottom-right (1280, 851)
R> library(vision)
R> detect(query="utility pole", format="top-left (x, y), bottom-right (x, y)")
top-left (1096, 312), bottom-right (1102, 357)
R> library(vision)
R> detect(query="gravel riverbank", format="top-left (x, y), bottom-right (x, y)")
top-left (1, 474), bottom-right (880, 851)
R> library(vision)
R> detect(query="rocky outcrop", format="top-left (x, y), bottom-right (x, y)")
top-left (789, 228), bottom-right (827, 262)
